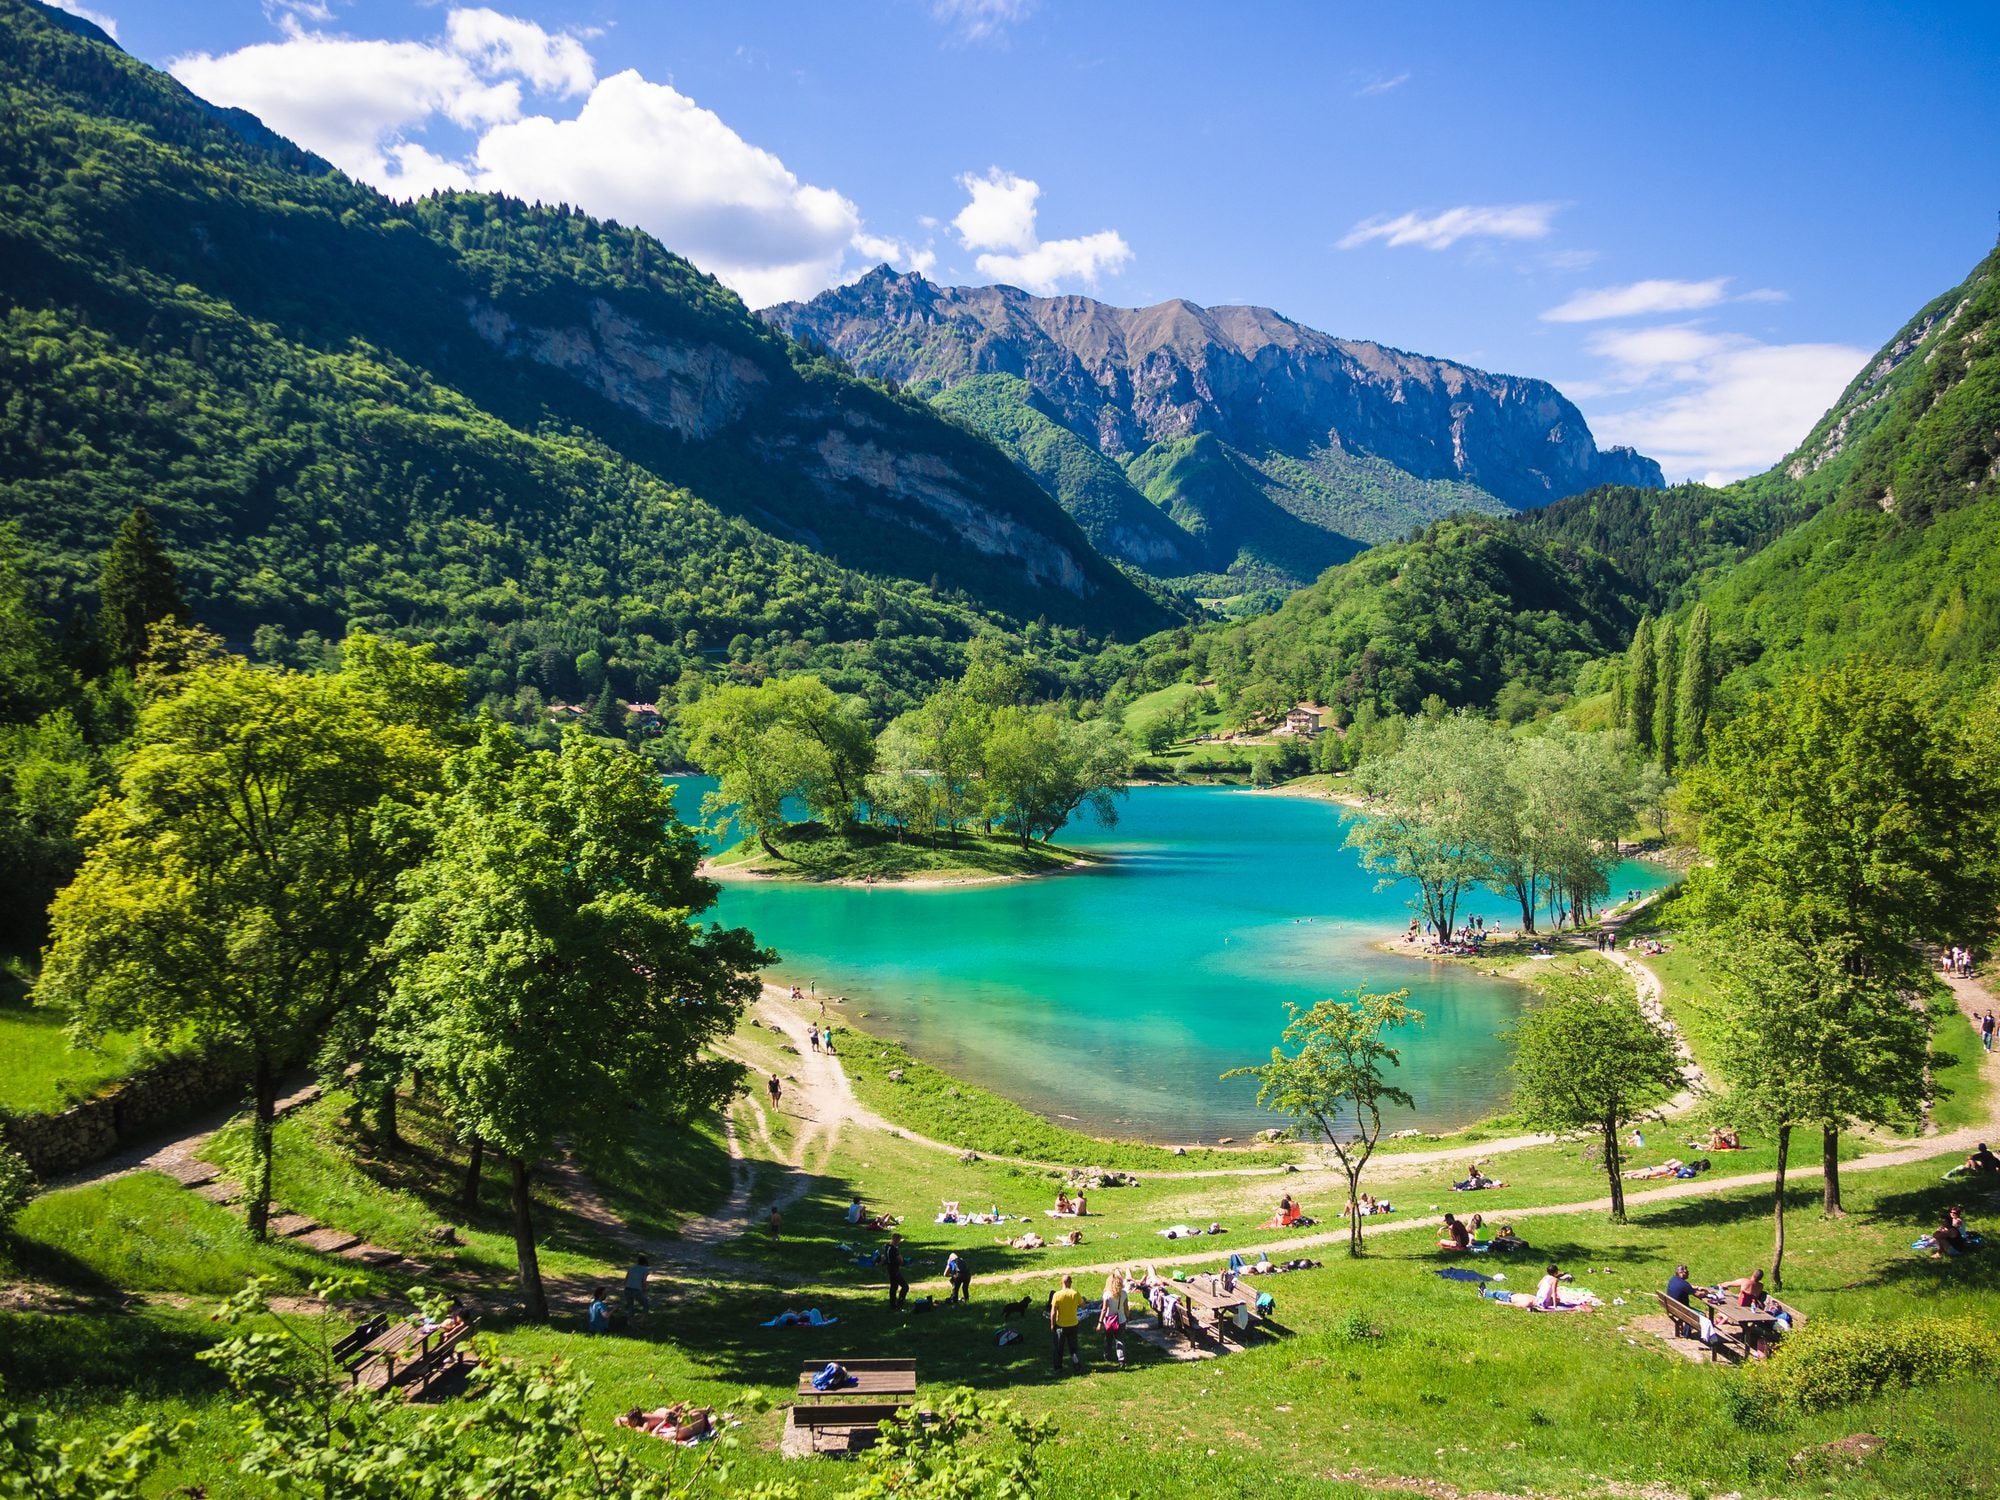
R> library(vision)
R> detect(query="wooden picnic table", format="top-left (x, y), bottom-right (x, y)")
top-left (795, 1358), bottom-right (918, 1402)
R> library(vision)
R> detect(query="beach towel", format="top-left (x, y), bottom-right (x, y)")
top-left (1434, 1267), bottom-right (1492, 1284)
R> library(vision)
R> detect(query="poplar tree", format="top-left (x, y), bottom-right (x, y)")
top-left (1623, 617), bottom-right (1655, 755)
top-left (1674, 603), bottom-right (1714, 765)
top-left (1651, 617), bottom-right (1678, 769)
top-left (95, 505), bottom-right (185, 671)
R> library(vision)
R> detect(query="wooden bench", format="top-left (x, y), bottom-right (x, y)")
top-left (348, 1315), bottom-right (476, 1395)
top-left (1655, 1293), bottom-right (1744, 1363)
top-left (331, 1314), bottom-right (388, 1363)
top-left (786, 1402), bottom-right (909, 1455)
top-left (796, 1358), bottom-right (917, 1402)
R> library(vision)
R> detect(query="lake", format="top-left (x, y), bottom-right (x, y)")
top-left (671, 781), bottom-right (1674, 1143)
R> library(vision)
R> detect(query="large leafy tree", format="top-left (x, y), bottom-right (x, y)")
top-left (41, 634), bottom-right (457, 1236)
top-left (1673, 603), bottom-right (1714, 766)
top-left (1224, 989), bottom-right (1421, 1257)
top-left (1508, 964), bottom-right (1684, 1221)
top-left (980, 707), bottom-right (1130, 845)
top-left (1683, 659), bottom-right (2000, 1213)
top-left (1346, 712), bottom-right (1502, 943)
top-left (386, 726), bottom-right (765, 1319)
top-left (1481, 725), bottom-right (1635, 933)
top-left (683, 676), bottom-right (876, 850)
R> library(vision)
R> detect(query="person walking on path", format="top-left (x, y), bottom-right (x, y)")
top-left (886, 1233), bottom-right (909, 1309)
top-left (623, 1253), bottom-right (652, 1315)
top-left (1100, 1269), bottom-right (1127, 1367)
top-left (1982, 1011), bottom-right (1995, 1053)
top-left (767, 1073), bottom-right (782, 1108)
top-left (1049, 1273), bottom-right (1082, 1373)
top-left (945, 1250), bottom-right (972, 1303)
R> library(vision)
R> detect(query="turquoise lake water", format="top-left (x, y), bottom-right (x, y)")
top-left (671, 781), bottom-right (1673, 1143)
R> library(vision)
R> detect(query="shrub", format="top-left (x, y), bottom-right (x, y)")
top-left (1744, 1315), bottom-right (2000, 1414)
top-left (0, 1146), bottom-right (33, 1235)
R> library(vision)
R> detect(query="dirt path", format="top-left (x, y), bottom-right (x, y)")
top-left (41, 1079), bottom-right (323, 1193)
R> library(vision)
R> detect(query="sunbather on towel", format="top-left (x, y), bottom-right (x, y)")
top-left (1000, 1231), bottom-right (1046, 1250)
top-left (617, 1404), bottom-right (712, 1443)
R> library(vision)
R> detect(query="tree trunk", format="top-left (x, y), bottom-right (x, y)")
top-left (1771, 1123), bottom-right (1790, 1292)
top-left (1344, 1165), bottom-right (1365, 1257)
top-left (461, 1134), bottom-right (484, 1214)
top-left (1821, 1125), bottom-right (1843, 1216)
top-left (758, 828), bottom-right (781, 859)
top-left (247, 1054), bottom-right (277, 1240)
top-left (510, 1155), bottom-right (549, 1321)
top-left (375, 1078), bottom-right (400, 1148)
top-left (1516, 890), bottom-right (1536, 935)
top-left (1603, 1118), bottom-right (1626, 1221)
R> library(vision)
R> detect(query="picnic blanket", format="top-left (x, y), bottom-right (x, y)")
top-left (1157, 1224), bottom-right (1225, 1239)
top-left (761, 1308), bottom-right (839, 1327)
top-left (1452, 1179), bottom-right (1507, 1192)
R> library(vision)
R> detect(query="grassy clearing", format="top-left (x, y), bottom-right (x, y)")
top-left (709, 821), bottom-right (1097, 883)
top-left (1929, 1000), bottom-right (1991, 1133)
top-left (4, 1172), bottom-right (348, 1296)
top-left (0, 953), bottom-right (151, 1115)
top-left (838, 1029), bottom-right (1288, 1171)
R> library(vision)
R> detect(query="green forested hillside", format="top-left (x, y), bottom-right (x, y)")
top-left (1107, 514), bottom-right (1636, 721)
top-left (0, 0), bottom-right (1168, 719)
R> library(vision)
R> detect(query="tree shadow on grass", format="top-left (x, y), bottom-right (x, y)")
top-left (0, 1306), bottom-right (226, 1401)
top-left (1831, 1178), bottom-right (2000, 1293)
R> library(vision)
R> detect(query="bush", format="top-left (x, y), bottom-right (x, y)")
top-left (1744, 1315), bottom-right (2000, 1414)
top-left (0, 1146), bottom-right (33, 1235)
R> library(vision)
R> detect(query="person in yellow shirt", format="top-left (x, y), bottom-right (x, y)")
top-left (1049, 1273), bottom-right (1083, 1373)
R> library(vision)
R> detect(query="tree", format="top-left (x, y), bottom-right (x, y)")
top-left (1622, 616), bottom-right (1655, 755)
top-left (0, 525), bottom-right (72, 724)
top-left (1346, 712), bottom-right (1503, 943)
top-left (385, 726), bottom-right (765, 1318)
top-left (682, 676), bottom-right (876, 849)
top-left (1683, 660), bottom-right (2000, 1216)
top-left (981, 708), bottom-right (1130, 845)
top-left (1650, 616), bottom-right (1677, 768)
top-left (0, 708), bottom-right (101, 944)
top-left (95, 505), bottom-right (185, 672)
top-left (41, 635), bottom-right (455, 1238)
top-left (1674, 602), bottom-right (1713, 765)
top-left (1508, 964), bottom-right (1684, 1221)
top-left (1224, 989), bottom-right (1421, 1257)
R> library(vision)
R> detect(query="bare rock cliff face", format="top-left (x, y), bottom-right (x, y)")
top-left (767, 269), bottom-right (1662, 511)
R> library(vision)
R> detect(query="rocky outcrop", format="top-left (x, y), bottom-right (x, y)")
top-left (768, 269), bottom-right (1663, 514)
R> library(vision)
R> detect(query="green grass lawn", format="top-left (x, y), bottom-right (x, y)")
top-left (0, 952), bottom-right (152, 1115)
top-left (708, 821), bottom-right (1099, 883)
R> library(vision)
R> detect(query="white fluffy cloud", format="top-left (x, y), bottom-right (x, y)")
top-left (169, 8), bottom-right (927, 306)
top-left (1338, 202), bottom-right (1558, 251)
top-left (171, 30), bottom-right (523, 185)
top-left (472, 70), bottom-right (864, 306)
top-left (48, 0), bottom-right (117, 37)
top-left (951, 168), bottom-right (1132, 293)
top-left (1579, 324), bottom-right (1867, 482)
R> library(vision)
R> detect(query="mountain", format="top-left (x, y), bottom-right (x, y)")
top-left (0, 0), bottom-right (1171, 720)
top-left (766, 269), bottom-right (1662, 597)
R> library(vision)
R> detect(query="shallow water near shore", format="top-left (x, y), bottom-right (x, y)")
top-left (675, 781), bottom-right (1673, 1143)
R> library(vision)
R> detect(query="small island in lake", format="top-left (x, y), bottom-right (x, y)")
top-left (705, 821), bottom-right (1103, 885)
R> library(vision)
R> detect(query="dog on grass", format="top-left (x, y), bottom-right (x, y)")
top-left (1000, 1294), bottom-right (1032, 1321)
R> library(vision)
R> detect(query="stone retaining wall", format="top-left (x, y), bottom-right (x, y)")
top-left (2, 1048), bottom-right (247, 1178)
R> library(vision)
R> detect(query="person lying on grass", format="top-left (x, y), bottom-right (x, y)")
top-left (1001, 1231), bottom-right (1046, 1250)
top-left (616, 1404), bottom-right (711, 1442)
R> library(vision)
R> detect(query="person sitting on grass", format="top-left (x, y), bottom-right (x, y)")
top-left (1965, 1143), bottom-right (2000, 1175)
top-left (1437, 1212), bottom-right (1471, 1252)
top-left (588, 1289), bottom-right (612, 1334)
top-left (846, 1197), bottom-right (865, 1224)
top-left (1705, 1127), bottom-right (1743, 1150)
top-left (1075, 1192), bottom-right (1089, 1216)
top-left (1054, 1191), bottom-right (1074, 1215)
top-left (1532, 1263), bottom-right (1564, 1311)
top-left (1931, 1207), bottom-right (1971, 1258)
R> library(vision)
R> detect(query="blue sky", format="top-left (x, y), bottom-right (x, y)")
top-left (63, 0), bottom-right (2000, 482)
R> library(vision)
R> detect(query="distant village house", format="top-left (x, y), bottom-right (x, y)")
top-left (1276, 702), bottom-right (1327, 737)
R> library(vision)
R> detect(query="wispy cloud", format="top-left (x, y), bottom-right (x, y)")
top-left (1338, 202), bottom-right (1559, 251)
top-left (1542, 277), bottom-right (1731, 323)
top-left (931, 0), bottom-right (1034, 42)
top-left (1576, 324), bottom-right (1867, 482)
top-left (1353, 72), bottom-right (1410, 98)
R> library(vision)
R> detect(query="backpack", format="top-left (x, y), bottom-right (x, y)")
top-left (811, 1361), bottom-right (851, 1391)
top-left (996, 1328), bottom-right (1021, 1346)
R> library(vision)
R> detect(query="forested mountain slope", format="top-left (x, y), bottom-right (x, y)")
top-left (0, 0), bottom-right (1170, 717)
top-left (1700, 244), bottom-right (2000, 700)
top-left (767, 269), bottom-right (1661, 596)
